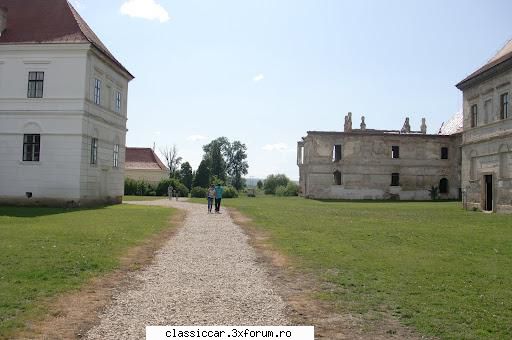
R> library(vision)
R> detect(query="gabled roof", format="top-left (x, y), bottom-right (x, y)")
top-left (456, 39), bottom-right (512, 89)
top-left (0, 0), bottom-right (133, 79)
top-left (125, 147), bottom-right (168, 171)
top-left (438, 111), bottom-right (463, 135)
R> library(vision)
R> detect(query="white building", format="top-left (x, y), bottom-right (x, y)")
top-left (0, 0), bottom-right (134, 206)
top-left (125, 147), bottom-right (169, 185)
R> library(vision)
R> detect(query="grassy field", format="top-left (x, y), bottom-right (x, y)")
top-left (123, 195), bottom-right (166, 201)
top-left (0, 204), bottom-right (175, 337)
top-left (212, 196), bottom-right (511, 339)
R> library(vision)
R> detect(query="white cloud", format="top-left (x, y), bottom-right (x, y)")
top-left (187, 135), bottom-right (207, 142)
top-left (120, 0), bottom-right (170, 23)
top-left (262, 143), bottom-right (288, 151)
top-left (253, 73), bottom-right (264, 82)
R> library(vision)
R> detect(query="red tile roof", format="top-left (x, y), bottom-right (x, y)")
top-left (0, 0), bottom-right (133, 79)
top-left (125, 147), bottom-right (168, 171)
top-left (457, 39), bottom-right (512, 89)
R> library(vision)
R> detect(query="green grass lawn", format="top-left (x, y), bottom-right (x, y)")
top-left (123, 195), bottom-right (167, 201)
top-left (0, 204), bottom-right (175, 337)
top-left (218, 196), bottom-right (512, 339)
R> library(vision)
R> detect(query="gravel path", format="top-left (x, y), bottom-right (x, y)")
top-left (86, 199), bottom-right (289, 339)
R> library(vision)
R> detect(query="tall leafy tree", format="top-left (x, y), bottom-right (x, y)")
top-left (192, 159), bottom-right (210, 188)
top-left (180, 162), bottom-right (193, 190)
top-left (202, 137), bottom-right (229, 181)
top-left (226, 141), bottom-right (249, 190)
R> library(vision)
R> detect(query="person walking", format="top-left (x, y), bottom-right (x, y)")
top-left (214, 184), bottom-right (224, 213)
top-left (207, 184), bottom-right (215, 213)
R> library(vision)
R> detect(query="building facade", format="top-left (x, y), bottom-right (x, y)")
top-left (125, 147), bottom-right (169, 185)
top-left (298, 115), bottom-right (462, 200)
top-left (456, 40), bottom-right (512, 213)
top-left (0, 0), bottom-right (134, 206)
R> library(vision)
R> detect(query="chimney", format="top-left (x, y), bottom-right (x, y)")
top-left (0, 7), bottom-right (7, 37)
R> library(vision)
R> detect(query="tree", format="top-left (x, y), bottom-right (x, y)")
top-left (160, 145), bottom-right (182, 179)
top-left (263, 174), bottom-right (290, 195)
top-left (225, 140), bottom-right (249, 190)
top-left (192, 159), bottom-right (210, 188)
top-left (203, 137), bottom-right (229, 182)
top-left (257, 180), bottom-right (263, 189)
top-left (180, 162), bottom-right (193, 190)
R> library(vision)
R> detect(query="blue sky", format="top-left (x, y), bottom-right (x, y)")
top-left (75, 0), bottom-right (512, 180)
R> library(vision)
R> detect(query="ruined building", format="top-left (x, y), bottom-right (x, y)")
top-left (297, 114), bottom-right (462, 201)
top-left (297, 40), bottom-right (512, 213)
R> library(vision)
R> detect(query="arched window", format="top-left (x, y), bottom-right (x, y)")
top-left (439, 178), bottom-right (449, 194)
top-left (333, 171), bottom-right (342, 185)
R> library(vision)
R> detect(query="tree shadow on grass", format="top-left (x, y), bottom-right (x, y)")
top-left (0, 206), bottom-right (107, 218)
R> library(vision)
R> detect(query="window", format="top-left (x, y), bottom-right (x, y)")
top-left (439, 178), bottom-right (449, 194)
top-left (441, 147), bottom-right (448, 159)
top-left (113, 144), bottom-right (119, 167)
top-left (27, 72), bottom-right (44, 98)
top-left (333, 171), bottom-right (342, 185)
top-left (391, 146), bottom-right (400, 159)
top-left (94, 78), bottom-right (101, 105)
top-left (90, 138), bottom-right (98, 165)
top-left (391, 173), bottom-right (400, 186)
top-left (115, 91), bottom-right (122, 113)
top-left (500, 93), bottom-right (508, 120)
top-left (23, 134), bottom-right (40, 161)
top-left (471, 104), bottom-right (478, 127)
top-left (484, 99), bottom-right (492, 124)
top-left (333, 145), bottom-right (342, 162)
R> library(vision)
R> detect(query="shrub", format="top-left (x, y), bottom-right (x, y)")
top-left (223, 186), bottom-right (238, 198)
top-left (191, 186), bottom-right (207, 198)
top-left (136, 180), bottom-right (150, 196)
top-left (284, 182), bottom-right (299, 196)
top-left (124, 178), bottom-right (138, 195)
top-left (156, 178), bottom-right (189, 197)
top-left (275, 185), bottom-right (286, 196)
top-left (263, 174), bottom-right (290, 195)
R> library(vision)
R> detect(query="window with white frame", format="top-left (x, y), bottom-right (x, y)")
top-left (91, 137), bottom-right (98, 165)
top-left (27, 72), bottom-right (44, 98)
top-left (115, 91), bottom-right (121, 113)
top-left (94, 78), bottom-right (101, 105)
top-left (113, 144), bottom-right (120, 167)
top-left (23, 134), bottom-right (40, 161)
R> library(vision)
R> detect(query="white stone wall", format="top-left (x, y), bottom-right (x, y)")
top-left (0, 44), bottom-right (130, 206)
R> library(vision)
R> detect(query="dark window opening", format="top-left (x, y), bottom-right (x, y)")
top-left (333, 171), bottom-right (342, 185)
top-left (23, 134), bottom-right (40, 161)
top-left (91, 138), bottom-right (98, 165)
top-left (500, 93), bottom-right (508, 120)
top-left (441, 147), bottom-right (448, 159)
top-left (392, 146), bottom-right (400, 159)
top-left (27, 72), bottom-right (44, 98)
top-left (439, 178), bottom-right (448, 194)
top-left (333, 145), bottom-right (342, 162)
top-left (391, 173), bottom-right (400, 186)
top-left (471, 104), bottom-right (478, 127)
